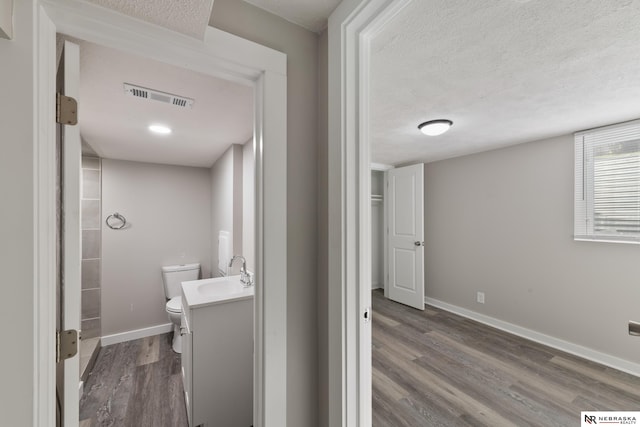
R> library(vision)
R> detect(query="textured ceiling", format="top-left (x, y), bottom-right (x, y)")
top-left (243, 0), bottom-right (341, 32)
top-left (78, 40), bottom-right (253, 167)
top-left (371, 0), bottom-right (640, 165)
top-left (83, 0), bottom-right (214, 39)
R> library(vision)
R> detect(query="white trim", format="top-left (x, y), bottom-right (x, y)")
top-left (61, 39), bottom-right (82, 427)
top-left (100, 323), bottom-right (173, 346)
top-left (328, 0), bottom-right (413, 424)
top-left (382, 171), bottom-right (389, 298)
top-left (370, 162), bottom-right (393, 171)
top-left (426, 297), bottom-right (640, 378)
top-left (574, 237), bottom-right (640, 245)
top-left (253, 64), bottom-right (289, 427)
top-left (35, 2), bottom-right (287, 426)
top-left (574, 119), bottom-right (640, 244)
top-left (34, 6), bottom-right (57, 426)
top-left (574, 117), bottom-right (640, 137)
top-left (253, 76), bottom-right (266, 426)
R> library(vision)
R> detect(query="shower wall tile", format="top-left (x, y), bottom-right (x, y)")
top-left (82, 156), bottom-right (102, 339)
top-left (81, 289), bottom-right (100, 319)
top-left (81, 318), bottom-right (101, 340)
top-left (82, 230), bottom-right (100, 259)
top-left (82, 169), bottom-right (101, 199)
top-left (82, 259), bottom-right (100, 289)
top-left (82, 200), bottom-right (100, 229)
top-left (82, 156), bottom-right (100, 170)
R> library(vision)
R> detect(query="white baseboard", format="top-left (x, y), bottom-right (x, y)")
top-left (425, 297), bottom-right (640, 378)
top-left (371, 282), bottom-right (382, 290)
top-left (101, 323), bottom-right (173, 346)
top-left (78, 380), bottom-right (83, 399)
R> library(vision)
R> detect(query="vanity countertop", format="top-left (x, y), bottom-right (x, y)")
top-left (181, 275), bottom-right (254, 309)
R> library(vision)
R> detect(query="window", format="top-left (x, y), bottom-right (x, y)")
top-left (575, 120), bottom-right (640, 243)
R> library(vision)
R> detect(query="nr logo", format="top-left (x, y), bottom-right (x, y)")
top-left (584, 414), bottom-right (597, 424)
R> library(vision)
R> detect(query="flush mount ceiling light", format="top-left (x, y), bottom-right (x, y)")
top-left (148, 124), bottom-right (172, 135)
top-left (418, 119), bottom-right (453, 136)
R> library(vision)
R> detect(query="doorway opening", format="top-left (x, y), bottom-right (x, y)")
top-left (36, 3), bottom-right (287, 427)
top-left (332, 0), bottom-right (640, 424)
top-left (56, 34), bottom-right (257, 426)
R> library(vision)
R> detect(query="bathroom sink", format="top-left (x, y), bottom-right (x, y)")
top-left (181, 275), bottom-right (254, 308)
top-left (197, 277), bottom-right (244, 297)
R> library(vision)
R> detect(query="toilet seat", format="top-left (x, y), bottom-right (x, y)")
top-left (166, 296), bottom-right (182, 313)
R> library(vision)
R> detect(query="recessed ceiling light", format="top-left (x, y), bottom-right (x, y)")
top-left (418, 119), bottom-right (453, 136)
top-left (148, 124), bottom-right (172, 135)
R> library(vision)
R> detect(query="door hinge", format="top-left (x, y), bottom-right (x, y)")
top-left (56, 329), bottom-right (78, 363)
top-left (56, 93), bottom-right (78, 125)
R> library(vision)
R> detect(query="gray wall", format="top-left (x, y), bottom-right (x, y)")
top-left (210, 144), bottom-right (243, 276)
top-left (211, 2), bottom-right (319, 424)
top-left (0, 1), bottom-right (35, 423)
top-left (317, 28), bottom-right (329, 427)
top-left (424, 134), bottom-right (640, 364)
top-left (101, 159), bottom-right (212, 336)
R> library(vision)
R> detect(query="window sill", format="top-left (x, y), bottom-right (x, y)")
top-left (574, 236), bottom-right (640, 246)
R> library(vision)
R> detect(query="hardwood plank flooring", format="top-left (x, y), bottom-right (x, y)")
top-left (372, 290), bottom-right (640, 426)
top-left (79, 333), bottom-right (188, 427)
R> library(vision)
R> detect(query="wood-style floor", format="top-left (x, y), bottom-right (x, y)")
top-left (79, 333), bottom-right (188, 427)
top-left (372, 290), bottom-right (640, 427)
top-left (80, 296), bottom-right (640, 426)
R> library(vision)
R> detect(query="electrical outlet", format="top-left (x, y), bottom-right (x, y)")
top-left (476, 292), bottom-right (485, 304)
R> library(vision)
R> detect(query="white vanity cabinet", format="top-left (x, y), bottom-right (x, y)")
top-left (181, 276), bottom-right (254, 427)
top-left (181, 310), bottom-right (193, 426)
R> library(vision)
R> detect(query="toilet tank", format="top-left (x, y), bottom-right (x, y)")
top-left (161, 263), bottom-right (201, 299)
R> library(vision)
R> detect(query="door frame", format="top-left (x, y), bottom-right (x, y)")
top-left (34, 1), bottom-right (288, 426)
top-left (371, 162), bottom-right (393, 297)
top-left (328, 0), bottom-right (411, 424)
top-left (58, 39), bottom-right (82, 427)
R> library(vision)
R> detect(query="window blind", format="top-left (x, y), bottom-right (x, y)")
top-left (575, 119), bottom-right (640, 243)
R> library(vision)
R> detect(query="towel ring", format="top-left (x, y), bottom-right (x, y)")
top-left (106, 212), bottom-right (127, 230)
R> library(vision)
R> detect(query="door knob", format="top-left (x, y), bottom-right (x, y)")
top-left (414, 241), bottom-right (424, 246)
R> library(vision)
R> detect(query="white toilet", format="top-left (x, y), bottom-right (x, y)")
top-left (161, 263), bottom-right (200, 353)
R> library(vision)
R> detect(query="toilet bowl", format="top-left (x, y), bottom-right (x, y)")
top-left (165, 296), bottom-right (184, 353)
top-left (161, 263), bottom-right (201, 353)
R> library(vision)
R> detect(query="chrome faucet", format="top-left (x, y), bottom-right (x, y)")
top-left (229, 255), bottom-right (253, 287)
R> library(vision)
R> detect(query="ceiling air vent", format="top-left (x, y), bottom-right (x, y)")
top-left (123, 83), bottom-right (194, 109)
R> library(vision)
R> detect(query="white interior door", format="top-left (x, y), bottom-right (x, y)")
top-left (56, 39), bottom-right (82, 427)
top-left (387, 164), bottom-right (424, 310)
